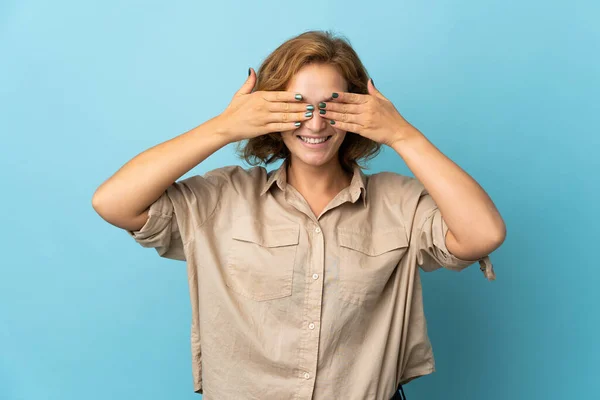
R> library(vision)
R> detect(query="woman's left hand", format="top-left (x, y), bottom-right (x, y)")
top-left (319, 79), bottom-right (417, 147)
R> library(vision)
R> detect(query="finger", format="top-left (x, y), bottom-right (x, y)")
top-left (267, 110), bottom-right (314, 124)
top-left (327, 91), bottom-right (367, 104)
top-left (236, 67), bottom-right (256, 96)
top-left (320, 110), bottom-right (362, 125)
top-left (367, 78), bottom-right (386, 100)
top-left (267, 101), bottom-right (315, 113)
top-left (317, 101), bottom-right (361, 114)
top-left (264, 121), bottom-right (306, 133)
top-left (325, 118), bottom-right (363, 133)
top-left (261, 91), bottom-right (305, 103)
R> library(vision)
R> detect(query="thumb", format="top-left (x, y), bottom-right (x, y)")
top-left (236, 67), bottom-right (256, 96)
top-left (367, 78), bottom-right (384, 99)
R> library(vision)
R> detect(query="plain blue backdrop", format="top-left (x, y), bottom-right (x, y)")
top-left (1, 0), bottom-right (598, 399)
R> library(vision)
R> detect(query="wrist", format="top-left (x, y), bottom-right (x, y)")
top-left (188, 116), bottom-right (236, 149)
top-left (207, 115), bottom-right (237, 145)
top-left (388, 124), bottom-right (423, 148)
top-left (389, 126), bottom-right (430, 161)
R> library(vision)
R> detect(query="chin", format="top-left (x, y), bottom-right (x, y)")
top-left (294, 155), bottom-right (334, 167)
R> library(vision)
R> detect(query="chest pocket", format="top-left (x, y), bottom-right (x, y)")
top-left (225, 218), bottom-right (300, 302)
top-left (337, 227), bottom-right (409, 306)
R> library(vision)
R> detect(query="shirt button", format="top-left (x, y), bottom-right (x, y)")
top-left (309, 323), bottom-right (315, 329)
top-left (315, 227), bottom-right (321, 234)
top-left (304, 372), bottom-right (310, 379)
top-left (312, 273), bottom-right (319, 280)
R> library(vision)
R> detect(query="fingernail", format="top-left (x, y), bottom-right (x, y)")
top-left (248, 68), bottom-right (251, 76)
top-left (306, 105), bottom-right (315, 111)
top-left (319, 109), bottom-right (326, 115)
top-left (371, 78), bottom-right (375, 87)
top-left (305, 111), bottom-right (313, 117)
top-left (318, 102), bottom-right (326, 109)
top-left (295, 122), bottom-right (301, 127)
top-left (295, 94), bottom-right (303, 101)
top-left (331, 93), bottom-right (339, 98)
top-left (330, 120), bottom-right (335, 125)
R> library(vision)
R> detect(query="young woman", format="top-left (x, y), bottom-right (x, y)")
top-left (92, 30), bottom-right (505, 400)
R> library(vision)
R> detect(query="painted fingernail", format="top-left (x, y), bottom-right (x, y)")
top-left (295, 122), bottom-right (301, 127)
top-left (371, 78), bottom-right (375, 87)
top-left (306, 105), bottom-right (315, 111)
top-left (319, 109), bottom-right (326, 115)
top-left (318, 102), bottom-right (326, 109)
top-left (305, 111), bottom-right (313, 117)
top-left (330, 120), bottom-right (335, 125)
top-left (331, 93), bottom-right (339, 98)
top-left (295, 94), bottom-right (303, 101)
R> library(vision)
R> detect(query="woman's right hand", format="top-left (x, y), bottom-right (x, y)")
top-left (216, 68), bottom-right (314, 142)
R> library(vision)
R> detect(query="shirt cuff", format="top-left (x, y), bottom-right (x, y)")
top-left (126, 191), bottom-right (174, 243)
top-left (436, 213), bottom-right (497, 281)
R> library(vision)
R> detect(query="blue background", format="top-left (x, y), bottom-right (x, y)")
top-left (1, 0), bottom-right (598, 399)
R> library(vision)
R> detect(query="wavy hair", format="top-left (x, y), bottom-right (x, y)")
top-left (236, 30), bottom-right (381, 172)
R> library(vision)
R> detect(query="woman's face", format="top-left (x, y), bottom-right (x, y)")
top-left (281, 63), bottom-right (348, 169)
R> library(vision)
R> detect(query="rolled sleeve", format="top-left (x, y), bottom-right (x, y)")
top-left (126, 171), bottom-right (226, 262)
top-left (413, 191), bottom-right (496, 280)
top-left (127, 190), bottom-right (186, 261)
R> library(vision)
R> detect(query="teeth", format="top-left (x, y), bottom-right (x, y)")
top-left (300, 136), bottom-right (329, 144)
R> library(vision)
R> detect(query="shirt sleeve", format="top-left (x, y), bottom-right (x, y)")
top-left (411, 188), bottom-right (496, 281)
top-left (126, 171), bottom-right (226, 261)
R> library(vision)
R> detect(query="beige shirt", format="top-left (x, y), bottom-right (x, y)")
top-left (127, 159), bottom-right (495, 400)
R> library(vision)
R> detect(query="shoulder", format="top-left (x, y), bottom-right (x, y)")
top-left (365, 170), bottom-right (433, 231)
top-left (198, 164), bottom-right (268, 192)
top-left (172, 165), bottom-right (266, 191)
top-left (366, 170), bottom-right (426, 199)
top-left (203, 164), bottom-right (265, 180)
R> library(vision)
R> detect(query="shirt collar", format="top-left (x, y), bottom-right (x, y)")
top-left (260, 159), bottom-right (367, 207)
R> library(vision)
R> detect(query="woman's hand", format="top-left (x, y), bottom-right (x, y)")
top-left (216, 68), bottom-right (315, 142)
top-left (318, 79), bottom-right (418, 147)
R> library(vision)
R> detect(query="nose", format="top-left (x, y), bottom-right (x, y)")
top-left (305, 109), bottom-right (328, 132)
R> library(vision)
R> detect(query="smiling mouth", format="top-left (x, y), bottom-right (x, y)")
top-left (298, 135), bottom-right (332, 144)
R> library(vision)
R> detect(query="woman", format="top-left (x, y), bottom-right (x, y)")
top-left (92, 30), bottom-right (505, 400)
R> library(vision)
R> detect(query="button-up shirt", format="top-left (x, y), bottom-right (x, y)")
top-left (127, 159), bottom-right (495, 400)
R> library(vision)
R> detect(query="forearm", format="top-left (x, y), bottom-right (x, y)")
top-left (92, 115), bottom-right (233, 224)
top-left (391, 125), bottom-right (506, 255)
